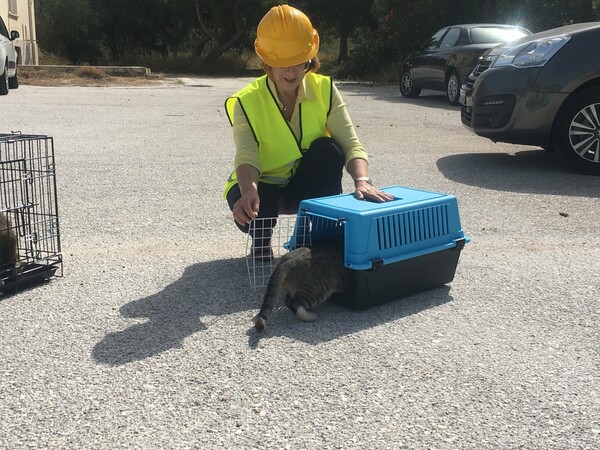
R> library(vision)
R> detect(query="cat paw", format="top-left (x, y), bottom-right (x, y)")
top-left (15, 261), bottom-right (25, 275)
top-left (255, 317), bottom-right (267, 332)
top-left (295, 306), bottom-right (318, 322)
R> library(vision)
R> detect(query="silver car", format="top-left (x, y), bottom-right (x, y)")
top-left (0, 15), bottom-right (19, 95)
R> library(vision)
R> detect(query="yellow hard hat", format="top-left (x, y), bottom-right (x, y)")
top-left (254, 5), bottom-right (319, 67)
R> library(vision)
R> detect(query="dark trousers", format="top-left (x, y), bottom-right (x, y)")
top-left (227, 137), bottom-right (345, 239)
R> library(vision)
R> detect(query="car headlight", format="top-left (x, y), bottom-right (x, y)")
top-left (492, 35), bottom-right (571, 68)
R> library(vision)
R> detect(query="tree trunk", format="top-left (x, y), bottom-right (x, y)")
top-left (194, 0), bottom-right (245, 65)
top-left (203, 28), bottom-right (244, 64)
top-left (338, 26), bottom-right (349, 63)
top-left (193, 34), bottom-right (213, 57)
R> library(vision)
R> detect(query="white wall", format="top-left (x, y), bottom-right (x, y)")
top-left (0, 0), bottom-right (39, 65)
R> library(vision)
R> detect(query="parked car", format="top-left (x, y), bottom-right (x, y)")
top-left (0, 15), bottom-right (19, 95)
top-left (460, 22), bottom-right (600, 175)
top-left (399, 24), bottom-right (531, 104)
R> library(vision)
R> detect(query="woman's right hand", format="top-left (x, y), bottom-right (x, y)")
top-left (232, 164), bottom-right (261, 226)
top-left (233, 191), bottom-right (260, 226)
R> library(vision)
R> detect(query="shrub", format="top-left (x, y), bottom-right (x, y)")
top-left (75, 66), bottom-right (107, 79)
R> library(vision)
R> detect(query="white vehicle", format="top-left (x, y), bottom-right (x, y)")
top-left (0, 15), bottom-right (19, 95)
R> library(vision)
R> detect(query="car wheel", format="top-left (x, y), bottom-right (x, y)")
top-left (399, 67), bottom-right (421, 98)
top-left (446, 70), bottom-right (460, 105)
top-left (553, 87), bottom-right (600, 176)
top-left (0, 66), bottom-right (8, 96)
top-left (8, 65), bottom-right (18, 89)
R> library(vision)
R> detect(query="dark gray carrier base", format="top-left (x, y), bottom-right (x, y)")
top-left (338, 243), bottom-right (464, 310)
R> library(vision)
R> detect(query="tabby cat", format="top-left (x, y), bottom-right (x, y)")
top-left (254, 241), bottom-right (345, 332)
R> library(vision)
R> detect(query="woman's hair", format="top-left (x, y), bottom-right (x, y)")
top-left (306, 57), bottom-right (320, 73)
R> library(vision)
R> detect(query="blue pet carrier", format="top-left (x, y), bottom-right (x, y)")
top-left (287, 186), bottom-right (469, 309)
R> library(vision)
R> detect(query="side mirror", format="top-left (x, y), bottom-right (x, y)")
top-left (10, 30), bottom-right (20, 40)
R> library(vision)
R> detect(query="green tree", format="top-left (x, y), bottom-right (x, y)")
top-left (88, 0), bottom-right (184, 58)
top-left (35, 0), bottom-right (101, 63)
top-left (297, 0), bottom-right (377, 62)
top-left (192, 0), bottom-right (278, 65)
top-left (33, 0), bottom-right (600, 74)
top-left (497, 0), bottom-right (598, 31)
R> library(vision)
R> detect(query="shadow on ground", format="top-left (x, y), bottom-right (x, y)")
top-left (92, 257), bottom-right (250, 366)
top-left (247, 285), bottom-right (453, 349)
top-left (92, 256), bottom-right (453, 365)
top-left (437, 149), bottom-right (600, 197)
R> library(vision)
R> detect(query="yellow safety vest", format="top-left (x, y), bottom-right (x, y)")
top-left (223, 73), bottom-right (333, 198)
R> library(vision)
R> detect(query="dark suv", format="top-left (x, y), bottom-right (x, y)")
top-left (460, 22), bottom-right (600, 175)
top-left (400, 24), bottom-right (530, 105)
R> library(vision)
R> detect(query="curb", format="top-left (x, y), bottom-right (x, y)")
top-left (20, 65), bottom-right (152, 77)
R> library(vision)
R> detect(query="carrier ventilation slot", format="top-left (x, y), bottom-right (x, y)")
top-left (376, 204), bottom-right (449, 250)
top-left (310, 215), bottom-right (344, 234)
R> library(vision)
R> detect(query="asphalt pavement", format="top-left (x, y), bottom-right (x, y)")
top-left (0, 77), bottom-right (598, 449)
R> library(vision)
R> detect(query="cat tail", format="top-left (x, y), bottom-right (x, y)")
top-left (254, 257), bottom-right (290, 333)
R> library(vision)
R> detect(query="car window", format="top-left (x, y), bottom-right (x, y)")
top-left (424, 28), bottom-right (448, 51)
top-left (470, 27), bottom-right (530, 44)
top-left (0, 17), bottom-right (9, 39)
top-left (440, 28), bottom-right (461, 48)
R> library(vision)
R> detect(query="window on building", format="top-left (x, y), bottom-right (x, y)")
top-left (8, 0), bottom-right (18, 15)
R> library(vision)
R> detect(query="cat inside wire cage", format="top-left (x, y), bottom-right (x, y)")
top-left (0, 133), bottom-right (63, 294)
top-left (246, 215), bottom-right (312, 289)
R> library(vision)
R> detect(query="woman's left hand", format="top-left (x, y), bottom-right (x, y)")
top-left (354, 180), bottom-right (395, 202)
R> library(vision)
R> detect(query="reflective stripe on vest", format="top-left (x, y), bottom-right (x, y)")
top-left (223, 73), bottom-right (333, 198)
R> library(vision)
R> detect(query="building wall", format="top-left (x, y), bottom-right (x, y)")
top-left (0, 0), bottom-right (38, 65)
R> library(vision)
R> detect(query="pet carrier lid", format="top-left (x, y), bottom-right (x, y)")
top-left (295, 186), bottom-right (470, 270)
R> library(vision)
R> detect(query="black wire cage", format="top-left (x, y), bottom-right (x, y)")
top-left (0, 133), bottom-right (63, 295)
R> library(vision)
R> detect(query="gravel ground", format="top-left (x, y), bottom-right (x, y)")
top-left (0, 78), bottom-right (598, 449)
